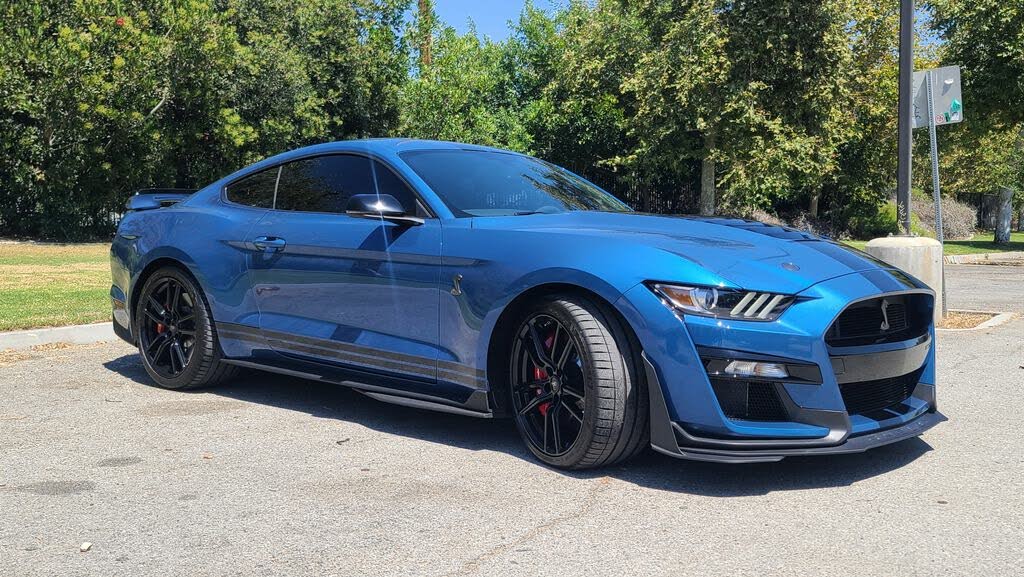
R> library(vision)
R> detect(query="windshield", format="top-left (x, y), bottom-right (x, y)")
top-left (399, 149), bottom-right (631, 217)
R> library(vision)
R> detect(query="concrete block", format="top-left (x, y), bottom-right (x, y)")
top-left (864, 236), bottom-right (943, 324)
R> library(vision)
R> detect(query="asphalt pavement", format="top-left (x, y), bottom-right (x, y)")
top-left (945, 264), bottom-right (1024, 312)
top-left (2, 310), bottom-right (1023, 577)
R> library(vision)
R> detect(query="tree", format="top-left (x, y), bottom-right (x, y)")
top-left (623, 0), bottom-right (854, 216)
top-left (932, 1), bottom-right (1024, 237)
top-left (400, 20), bottom-right (530, 149)
top-left (932, 0), bottom-right (1024, 129)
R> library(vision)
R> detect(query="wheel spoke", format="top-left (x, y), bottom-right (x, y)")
top-left (146, 332), bottom-right (168, 355)
top-left (513, 379), bottom-right (548, 392)
top-left (147, 296), bottom-right (167, 318)
top-left (549, 404), bottom-right (562, 451)
top-left (560, 384), bottom-right (584, 400)
top-left (143, 307), bottom-right (164, 324)
top-left (542, 408), bottom-right (549, 452)
top-left (560, 399), bottom-right (583, 424)
top-left (177, 314), bottom-right (195, 324)
top-left (153, 335), bottom-right (172, 365)
top-left (517, 392), bottom-right (554, 416)
top-left (177, 328), bottom-right (196, 337)
top-left (556, 338), bottom-right (575, 371)
top-left (171, 282), bottom-right (181, 314)
top-left (170, 341), bottom-right (187, 373)
top-left (526, 320), bottom-right (555, 371)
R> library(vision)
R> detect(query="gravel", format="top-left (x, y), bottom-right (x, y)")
top-left (2, 321), bottom-right (1023, 577)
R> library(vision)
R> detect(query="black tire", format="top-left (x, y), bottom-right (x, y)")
top-left (508, 295), bottom-right (649, 470)
top-left (133, 266), bottom-right (237, 390)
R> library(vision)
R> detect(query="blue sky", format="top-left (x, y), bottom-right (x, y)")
top-left (433, 0), bottom-right (561, 40)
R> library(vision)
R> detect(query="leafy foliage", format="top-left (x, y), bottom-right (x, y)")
top-left (0, 0), bottom-right (1021, 239)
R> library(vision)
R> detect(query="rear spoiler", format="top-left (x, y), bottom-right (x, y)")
top-left (125, 188), bottom-right (198, 212)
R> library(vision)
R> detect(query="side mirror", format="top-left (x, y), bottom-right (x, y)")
top-left (345, 194), bottom-right (423, 226)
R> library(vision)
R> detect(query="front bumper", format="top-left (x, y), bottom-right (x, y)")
top-left (643, 353), bottom-right (946, 463)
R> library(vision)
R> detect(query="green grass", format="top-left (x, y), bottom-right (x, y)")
top-left (845, 231), bottom-right (1024, 256)
top-left (0, 243), bottom-right (111, 332)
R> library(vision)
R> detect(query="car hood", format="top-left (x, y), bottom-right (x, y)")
top-left (472, 211), bottom-right (898, 295)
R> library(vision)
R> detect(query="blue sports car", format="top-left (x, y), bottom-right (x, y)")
top-left (110, 139), bottom-right (944, 469)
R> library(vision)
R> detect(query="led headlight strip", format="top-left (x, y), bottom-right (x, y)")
top-left (647, 282), bottom-right (794, 321)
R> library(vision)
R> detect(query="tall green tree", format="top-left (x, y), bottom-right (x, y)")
top-left (623, 0), bottom-right (855, 216)
top-left (931, 0), bottom-right (1023, 224)
top-left (400, 20), bottom-right (530, 149)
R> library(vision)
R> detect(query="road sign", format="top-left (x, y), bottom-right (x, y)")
top-left (913, 65), bottom-right (964, 316)
top-left (912, 66), bottom-right (963, 129)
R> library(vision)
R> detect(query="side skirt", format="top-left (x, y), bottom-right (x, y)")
top-left (220, 358), bottom-right (494, 419)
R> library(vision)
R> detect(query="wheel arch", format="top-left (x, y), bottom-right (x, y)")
top-left (485, 282), bottom-right (646, 417)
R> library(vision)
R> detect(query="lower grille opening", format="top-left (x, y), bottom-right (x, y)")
top-left (839, 369), bottom-right (922, 416)
top-left (710, 378), bottom-right (789, 421)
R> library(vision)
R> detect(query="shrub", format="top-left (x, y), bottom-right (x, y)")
top-left (742, 207), bottom-right (786, 227)
top-left (846, 202), bottom-right (928, 239)
top-left (911, 195), bottom-right (977, 240)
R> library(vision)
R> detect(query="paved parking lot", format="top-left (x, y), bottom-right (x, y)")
top-left (2, 318), bottom-right (1023, 577)
top-left (945, 264), bottom-right (1024, 312)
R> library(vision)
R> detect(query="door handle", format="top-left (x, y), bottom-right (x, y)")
top-left (252, 236), bottom-right (286, 251)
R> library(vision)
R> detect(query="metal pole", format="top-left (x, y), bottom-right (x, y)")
top-left (925, 71), bottom-right (948, 317)
top-left (896, 0), bottom-right (914, 234)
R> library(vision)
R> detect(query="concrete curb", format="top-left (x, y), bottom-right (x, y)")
top-left (936, 309), bottom-right (1017, 333)
top-left (944, 251), bottom-right (1024, 265)
top-left (0, 322), bottom-right (116, 351)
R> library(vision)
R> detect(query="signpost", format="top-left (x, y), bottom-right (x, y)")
top-left (912, 65), bottom-right (963, 317)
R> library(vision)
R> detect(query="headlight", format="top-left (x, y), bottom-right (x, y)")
top-left (647, 282), bottom-right (794, 321)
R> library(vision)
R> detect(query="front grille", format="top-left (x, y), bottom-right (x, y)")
top-left (839, 370), bottom-right (921, 416)
top-left (826, 295), bottom-right (930, 347)
top-left (710, 378), bottom-right (789, 421)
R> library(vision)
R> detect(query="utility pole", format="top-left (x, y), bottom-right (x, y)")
top-left (896, 0), bottom-right (914, 234)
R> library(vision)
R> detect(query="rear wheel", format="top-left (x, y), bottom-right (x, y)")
top-left (133, 267), bottom-right (236, 390)
top-left (509, 295), bottom-right (648, 469)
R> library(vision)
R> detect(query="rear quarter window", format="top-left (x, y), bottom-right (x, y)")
top-left (225, 167), bottom-right (278, 208)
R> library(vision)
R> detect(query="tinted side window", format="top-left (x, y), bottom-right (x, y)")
top-left (275, 155), bottom-right (418, 214)
top-left (224, 167), bottom-right (278, 208)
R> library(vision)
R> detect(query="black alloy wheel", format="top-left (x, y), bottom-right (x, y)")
top-left (139, 277), bottom-right (197, 378)
top-left (508, 295), bottom-right (649, 470)
top-left (133, 266), bottom-right (237, 390)
top-left (510, 314), bottom-right (587, 457)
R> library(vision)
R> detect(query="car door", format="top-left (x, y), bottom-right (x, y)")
top-left (246, 153), bottom-right (445, 387)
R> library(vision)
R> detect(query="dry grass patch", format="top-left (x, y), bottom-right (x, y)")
top-left (30, 342), bottom-right (74, 352)
top-left (937, 311), bottom-right (996, 329)
top-left (0, 349), bottom-right (36, 367)
top-left (0, 243), bottom-right (111, 331)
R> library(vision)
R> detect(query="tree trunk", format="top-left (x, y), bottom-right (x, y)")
top-left (418, 0), bottom-right (432, 67)
top-left (994, 186), bottom-right (1013, 244)
top-left (699, 130), bottom-right (716, 216)
top-left (808, 192), bottom-right (820, 218)
top-left (1017, 205), bottom-right (1023, 232)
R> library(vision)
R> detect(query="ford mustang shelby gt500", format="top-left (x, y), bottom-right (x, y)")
top-left (111, 139), bottom-right (944, 469)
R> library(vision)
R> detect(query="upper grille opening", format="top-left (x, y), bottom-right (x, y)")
top-left (826, 294), bottom-right (931, 347)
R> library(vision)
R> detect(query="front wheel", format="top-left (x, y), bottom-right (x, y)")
top-left (133, 266), bottom-right (236, 390)
top-left (509, 295), bottom-right (648, 469)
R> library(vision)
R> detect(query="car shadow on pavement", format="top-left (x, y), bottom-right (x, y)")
top-left (104, 354), bottom-right (934, 497)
